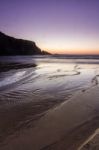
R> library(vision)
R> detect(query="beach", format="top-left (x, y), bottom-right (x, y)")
top-left (0, 56), bottom-right (99, 150)
top-left (81, 131), bottom-right (99, 150)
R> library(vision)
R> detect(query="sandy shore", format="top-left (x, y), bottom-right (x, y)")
top-left (0, 62), bottom-right (36, 72)
top-left (81, 130), bottom-right (99, 150)
top-left (0, 85), bottom-right (99, 150)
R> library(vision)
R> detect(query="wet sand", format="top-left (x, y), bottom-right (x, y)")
top-left (0, 57), bottom-right (99, 150)
top-left (0, 62), bottom-right (36, 72)
top-left (80, 128), bottom-right (99, 150)
top-left (0, 86), bottom-right (99, 150)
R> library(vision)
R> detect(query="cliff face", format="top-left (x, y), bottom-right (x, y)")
top-left (0, 32), bottom-right (42, 55)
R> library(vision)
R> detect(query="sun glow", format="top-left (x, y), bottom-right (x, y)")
top-left (42, 48), bottom-right (99, 55)
top-left (38, 36), bottom-right (99, 54)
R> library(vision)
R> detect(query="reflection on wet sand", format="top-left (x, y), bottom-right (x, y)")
top-left (0, 56), bottom-right (99, 150)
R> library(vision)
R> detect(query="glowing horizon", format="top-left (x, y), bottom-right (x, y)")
top-left (36, 33), bottom-right (99, 54)
top-left (42, 48), bottom-right (99, 55)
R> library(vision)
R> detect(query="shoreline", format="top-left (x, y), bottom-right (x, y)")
top-left (0, 86), bottom-right (99, 150)
top-left (0, 62), bottom-right (37, 72)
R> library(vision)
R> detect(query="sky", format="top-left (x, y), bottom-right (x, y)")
top-left (0, 0), bottom-right (99, 54)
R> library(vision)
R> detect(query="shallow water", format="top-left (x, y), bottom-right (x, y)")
top-left (0, 56), bottom-right (99, 145)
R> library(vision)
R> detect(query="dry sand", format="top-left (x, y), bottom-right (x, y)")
top-left (0, 86), bottom-right (99, 150)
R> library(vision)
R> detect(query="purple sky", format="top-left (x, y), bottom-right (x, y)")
top-left (0, 0), bottom-right (99, 54)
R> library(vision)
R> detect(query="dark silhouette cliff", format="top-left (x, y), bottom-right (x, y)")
top-left (0, 32), bottom-right (49, 55)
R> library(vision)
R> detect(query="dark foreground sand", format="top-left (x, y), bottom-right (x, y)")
top-left (81, 130), bottom-right (99, 150)
top-left (0, 86), bottom-right (99, 150)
